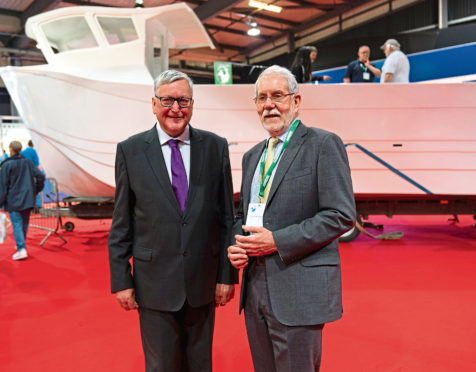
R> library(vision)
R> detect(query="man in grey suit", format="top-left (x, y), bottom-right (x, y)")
top-left (109, 70), bottom-right (237, 372)
top-left (228, 65), bottom-right (356, 371)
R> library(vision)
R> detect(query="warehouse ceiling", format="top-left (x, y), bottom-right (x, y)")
top-left (0, 0), bottom-right (422, 70)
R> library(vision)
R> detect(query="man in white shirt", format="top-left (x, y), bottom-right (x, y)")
top-left (380, 39), bottom-right (410, 83)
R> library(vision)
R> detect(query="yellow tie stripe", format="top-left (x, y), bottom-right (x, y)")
top-left (259, 137), bottom-right (279, 203)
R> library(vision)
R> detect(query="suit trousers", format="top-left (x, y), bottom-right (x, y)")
top-left (138, 301), bottom-right (215, 372)
top-left (244, 262), bottom-right (324, 372)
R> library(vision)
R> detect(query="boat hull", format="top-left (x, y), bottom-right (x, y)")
top-left (2, 66), bottom-right (476, 198)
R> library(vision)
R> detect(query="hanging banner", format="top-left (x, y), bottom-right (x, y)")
top-left (214, 61), bottom-right (233, 85)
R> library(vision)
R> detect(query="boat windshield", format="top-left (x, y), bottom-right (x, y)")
top-left (97, 16), bottom-right (138, 45)
top-left (41, 16), bottom-right (98, 53)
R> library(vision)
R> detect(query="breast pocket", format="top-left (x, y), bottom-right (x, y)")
top-left (285, 167), bottom-right (312, 180)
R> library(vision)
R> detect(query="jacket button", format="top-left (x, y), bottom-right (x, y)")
top-left (182, 222), bottom-right (187, 226)
top-left (183, 251), bottom-right (187, 256)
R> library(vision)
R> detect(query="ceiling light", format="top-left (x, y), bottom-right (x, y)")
top-left (247, 27), bottom-right (261, 36)
top-left (249, 0), bottom-right (282, 13)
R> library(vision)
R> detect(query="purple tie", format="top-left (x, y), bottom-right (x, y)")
top-left (167, 139), bottom-right (188, 213)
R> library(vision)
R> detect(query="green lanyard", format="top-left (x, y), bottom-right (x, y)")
top-left (359, 62), bottom-right (368, 72)
top-left (258, 119), bottom-right (300, 198)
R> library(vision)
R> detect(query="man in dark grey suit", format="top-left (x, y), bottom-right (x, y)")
top-left (228, 65), bottom-right (356, 371)
top-left (109, 70), bottom-right (237, 372)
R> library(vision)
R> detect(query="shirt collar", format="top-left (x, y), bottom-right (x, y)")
top-left (266, 118), bottom-right (299, 142)
top-left (157, 123), bottom-right (191, 145)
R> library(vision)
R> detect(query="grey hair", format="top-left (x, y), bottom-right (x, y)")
top-left (154, 70), bottom-right (194, 96)
top-left (255, 65), bottom-right (299, 96)
top-left (9, 140), bottom-right (22, 154)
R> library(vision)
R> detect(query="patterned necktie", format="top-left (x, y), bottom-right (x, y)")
top-left (259, 137), bottom-right (279, 203)
top-left (167, 139), bottom-right (188, 213)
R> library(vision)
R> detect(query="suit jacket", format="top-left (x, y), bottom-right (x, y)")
top-left (109, 125), bottom-right (238, 311)
top-left (233, 122), bottom-right (356, 326)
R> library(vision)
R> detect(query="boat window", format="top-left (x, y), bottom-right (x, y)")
top-left (41, 16), bottom-right (98, 53)
top-left (97, 17), bottom-right (138, 45)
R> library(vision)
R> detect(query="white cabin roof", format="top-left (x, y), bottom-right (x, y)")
top-left (22, 3), bottom-right (214, 83)
top-left (25, 3), bottom-right (214, 51)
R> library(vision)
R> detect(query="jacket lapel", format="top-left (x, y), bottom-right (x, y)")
top-left (185, 126), bottom-right (203, 216)
top-left (144, 125), bottom-right (182, 215)
top-left (266, 122), bottom-right (307, 205)
top-left (243, 140), bottom-right (266, 221)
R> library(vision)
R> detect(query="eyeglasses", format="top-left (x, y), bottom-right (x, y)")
top-left (254, 92), bottom-right (295, 105)
top-left (155, 95), bottom-right (193, 108)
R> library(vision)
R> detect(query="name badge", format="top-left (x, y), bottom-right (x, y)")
top-left (363, 72), bottom-right (370, 80)
top-left (245, 203), bottom-right (265, 227)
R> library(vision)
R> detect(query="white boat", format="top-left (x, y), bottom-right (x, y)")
top-left (0, 3), bottom-right (214, 197)
top-left (1, 3), bottom-right (475, 204)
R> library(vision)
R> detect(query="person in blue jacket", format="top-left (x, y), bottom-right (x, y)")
top-left (0, 148), bottom-right (7, 162)
top-left (20, 140), bottom-right (40, 167)
top-left (0, 141), bottom-right (45, 260)
top-left (21, 140), bottom-right (42, 209)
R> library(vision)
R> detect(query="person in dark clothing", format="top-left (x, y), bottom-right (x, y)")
top-left (0, 141), bottom-right (45, 260)
top-left (344, 45), bottom-right (381, 83)
top-left (291, 46), bottom-right (331, 83)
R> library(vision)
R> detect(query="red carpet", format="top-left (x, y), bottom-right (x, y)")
top-left (1, 215), bottom-right (475, 371)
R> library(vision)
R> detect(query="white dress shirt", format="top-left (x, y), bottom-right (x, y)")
top-left (156, 123), bottom-right (191, 184)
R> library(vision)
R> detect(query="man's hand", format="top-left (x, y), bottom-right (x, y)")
top-left (364, 60), bottom-right (381, 78)
top-left (215, 283), bottom-right (235, 307)
top-left (115, 288), bottom-right (139, 311)
top-left (235, 226), bottom-right (278, 257)
top-left (323, 75), bottom-right (331, 82)
top-left (228, 245), bottom-right (249, 269)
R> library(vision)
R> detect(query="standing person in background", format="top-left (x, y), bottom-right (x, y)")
top-left (0, 148), bottom-right (7, 162)
top-left (291, 46), bottom-right (331, 83)
top-left (108, 70), bottom-right (237, 372)
top-left (0, 141), bottom-right (7, 161)
top-left (344, 45), bottom-right (381, 83)
top-left (21, 140), bottom-right (42, 210)
top-left (380, 39), bottom-right (410, 83)
top-left (228, 65), bottom-right (356, 372)
top-left (0, 141), bottom-right (45, 260)
top-left (21, 140), bottom-right (40, 168)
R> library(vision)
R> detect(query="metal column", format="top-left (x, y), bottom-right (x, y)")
top-left (438, 0), bottom-right (448, 29)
